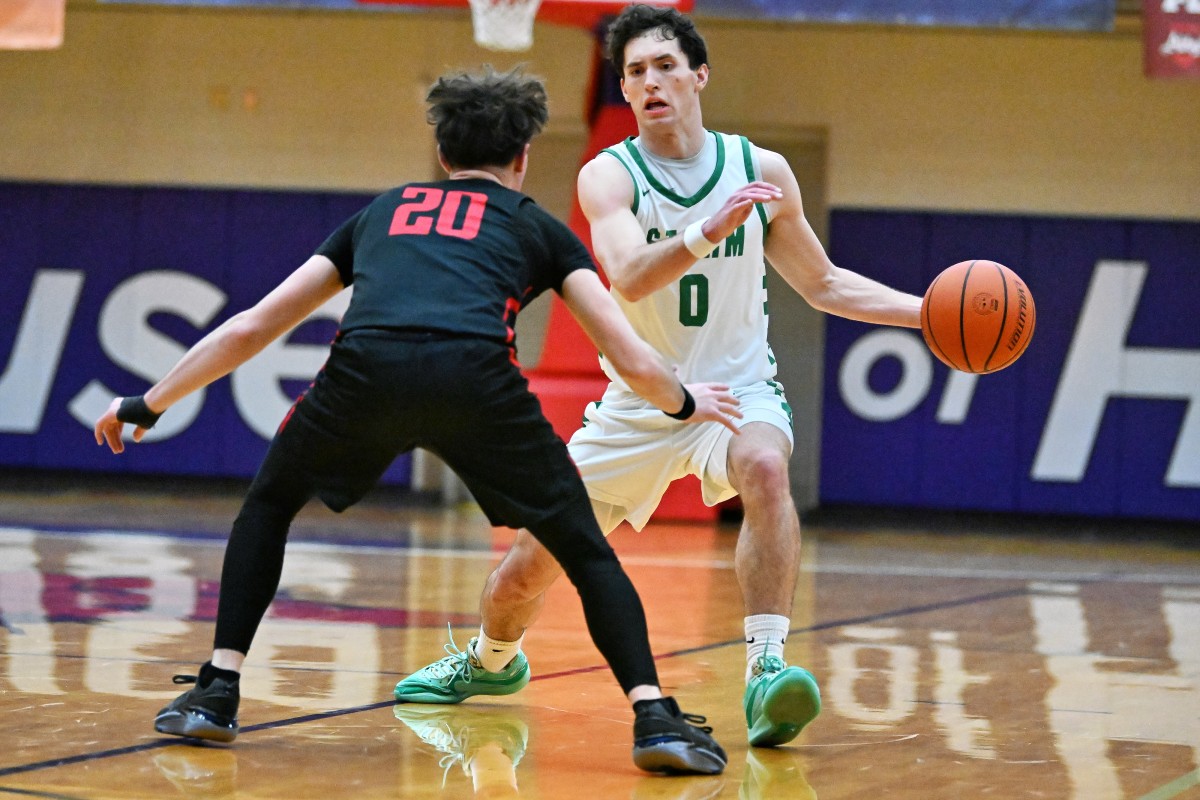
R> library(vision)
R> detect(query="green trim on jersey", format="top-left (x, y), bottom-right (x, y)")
top-left (739, 136), bottom-right (770, 239)
top-left (622, 133), bottom-right (726, 208)
top-left (600, 148), bottom-right (642, 215)
top-left (581, 399), bottom-right (603, 427)
top-left (766, 379), bottom-right (794, 425)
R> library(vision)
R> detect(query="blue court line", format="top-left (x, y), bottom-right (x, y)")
top-left (667, 585), bottom-right (1032, 660)
top-left (1137, 768), bottom-right (1200, 800)
top-left (0, 585), bottom-right (1029, 781)
top-left (516, 586), bottom-right (1033, 684)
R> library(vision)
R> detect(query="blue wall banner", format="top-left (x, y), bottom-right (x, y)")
top-left (98, 0), bottom-right (1117, 31)
top-left (0, 182), bottom-right (412, 487)
top-left (822, 210), bottom-right (1200, 522)
top-left (693, 0), bottom-right (1115, 30)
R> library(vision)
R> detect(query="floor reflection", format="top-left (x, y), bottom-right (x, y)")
top-left (392, 703), bottom-right (528, 797)
top-left (0, 507), bottom-right (1198, 799)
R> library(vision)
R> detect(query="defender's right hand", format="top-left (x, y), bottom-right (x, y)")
top-left (684, 382), bottom-right (743, 434)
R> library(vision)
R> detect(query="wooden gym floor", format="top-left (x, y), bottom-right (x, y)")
top-left (0, 478), bottom-right (1198, 799)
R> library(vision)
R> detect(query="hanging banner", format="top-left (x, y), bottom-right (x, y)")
top-left (99, 0), bottom-right (1116, 31)
top-left (1144, 0), bottom-right (1200, 78)
top-left (694, 0), bottom-right (1114, 31)
top-left (0, 0), bottom-right (65, 49)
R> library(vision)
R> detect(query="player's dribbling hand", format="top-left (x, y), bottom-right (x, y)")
top-left (685, 382), bottom-right (743, 434)
top-left (94, 397), bottom-right (150, 454)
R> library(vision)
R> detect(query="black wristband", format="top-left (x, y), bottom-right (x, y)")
top-left (664, 387), bottom-right (695, 420)
top-left (116, 395), bottom-right (163, 429)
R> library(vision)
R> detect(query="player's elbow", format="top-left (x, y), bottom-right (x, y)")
top-left (223, 310), bottom-right (276, 353)
top-left (609, 275), bottom-right (651, 304)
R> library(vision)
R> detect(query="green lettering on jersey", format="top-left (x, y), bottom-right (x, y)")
top-left (679, 274), bottom-right (709, 327)
top-left (647, 228), bottom-right (661, 243)
top-left (723, 225), bottom-right (745, 257)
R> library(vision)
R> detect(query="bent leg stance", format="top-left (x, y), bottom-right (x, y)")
top-left (727, 421), bottom-right (820, 746)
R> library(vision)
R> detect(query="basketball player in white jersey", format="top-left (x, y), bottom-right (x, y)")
top-left (397, 4), bottom-right (924, 747)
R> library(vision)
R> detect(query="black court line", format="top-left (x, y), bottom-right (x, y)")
top-left (0, 701), bottom-right (396, 780)
top-left (0, 585), bottom-right (1028, 781)
top-left (0, 788), bottom-right (92, 800)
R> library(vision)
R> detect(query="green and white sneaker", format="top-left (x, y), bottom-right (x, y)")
top-left (743, 654), bottom-right (821, 747)
top-left (394, 630), bottom-right (530, 704)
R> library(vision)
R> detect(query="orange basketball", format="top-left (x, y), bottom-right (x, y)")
top-left (921, 260), bottom-right (1036, 374)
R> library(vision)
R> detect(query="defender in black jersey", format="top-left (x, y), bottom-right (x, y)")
top-left (93, 67), bottom-right (740, 775)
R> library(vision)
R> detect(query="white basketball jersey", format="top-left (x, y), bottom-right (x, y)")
top-left (598, 130), bottom-right (776, 388)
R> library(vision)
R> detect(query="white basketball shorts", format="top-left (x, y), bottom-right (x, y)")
top-left (567, 379), bottom-right (794, 531)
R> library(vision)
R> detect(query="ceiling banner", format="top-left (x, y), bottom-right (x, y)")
top-left (691, 0), bottom-right (1115, 31)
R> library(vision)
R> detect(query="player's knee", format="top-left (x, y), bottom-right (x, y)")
top-left (733, 447), bottom-right (791, 497)
top-left (488, 547), bottom-right (562, 605)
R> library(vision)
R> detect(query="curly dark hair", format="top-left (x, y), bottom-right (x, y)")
top-left (426, 66), bottom-right (549, 170)
top-left (605, 4), bottom-right (708, 73)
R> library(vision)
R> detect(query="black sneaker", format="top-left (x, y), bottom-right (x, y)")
top-left (632, 697), bottom-right (727, 775)
top-left (154, 663), bottom-right (240, 743)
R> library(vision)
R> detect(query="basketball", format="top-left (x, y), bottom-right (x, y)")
top-left (920, 260), bottom-right (1036, 374)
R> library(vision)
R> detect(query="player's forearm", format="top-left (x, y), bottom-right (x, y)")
top-left (607, 237), bottom-right (702, 302)
top-left (143, 312), bottom-right (279, 412)
top-left (805, 267), bottom-right (923, 328)
top-left (620, 362), bottom-right (688, 414)
top-left (604, 340), bottom-right (687, 413)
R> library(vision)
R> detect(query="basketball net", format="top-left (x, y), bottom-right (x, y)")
top-left (469, 0), bottom-right (543, 50)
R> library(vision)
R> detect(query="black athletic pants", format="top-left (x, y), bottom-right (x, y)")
top-left (212, 330), bottom-right (659, 694)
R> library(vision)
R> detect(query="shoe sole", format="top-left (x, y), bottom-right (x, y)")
top-left (748, 667), bottom-right (821, 747)
top-left (155, 710), bottom-right (239, 743)
top-left (633, 741), bottom-right (727, 775)
top-left (393, 668), bottom-right (530, 704)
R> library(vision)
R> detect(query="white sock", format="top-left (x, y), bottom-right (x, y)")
top-left (744, 614), bottom-right (790, 682)
top-left (472, 627), bottom-right (524, 673)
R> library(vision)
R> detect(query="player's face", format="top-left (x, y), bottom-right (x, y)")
top-left (620, 31), bottom-right (708, 129)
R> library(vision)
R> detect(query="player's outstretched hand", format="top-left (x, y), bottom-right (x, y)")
top-left (685, 382), bottom-right (743, 434)
top-left (706, 182), bottom-right (783, 242)
top-left (94, 397), bottom-right (150, 454)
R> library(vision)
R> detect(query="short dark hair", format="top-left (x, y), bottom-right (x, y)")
top-left (426, 66), bottom-right (549, 170)
top-left (605, 4), bottom-right (708, 73)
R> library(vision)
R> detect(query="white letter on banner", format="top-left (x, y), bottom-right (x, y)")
top-left (67, 271), bottom-right (226, 441)
top-left (1033, 261), bottom-right (1200, 487)
top-left (0, 270), bottom-right (84, 433)
top-left (935, 371), bottom-right (981, 424)
top-left (839, 330), bottom-right (932, 421)
top-left (231, 288), bottom-right (350, 439)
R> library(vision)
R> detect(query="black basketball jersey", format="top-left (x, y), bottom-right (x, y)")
top-left (316, 178), bottom-right (596, 344)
